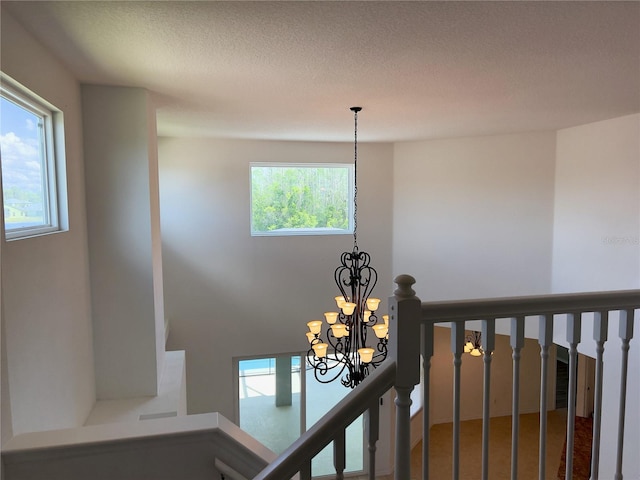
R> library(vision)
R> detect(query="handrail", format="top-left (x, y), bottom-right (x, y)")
top-left (253, 359), bottom-right (396, 480)
top-left (421, 289), bottom-right (639, 322)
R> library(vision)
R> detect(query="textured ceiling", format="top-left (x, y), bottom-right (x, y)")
top-left (4, 1), bottom-right (640, 142)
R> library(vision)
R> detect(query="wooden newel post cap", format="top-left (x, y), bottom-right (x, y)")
top-left (394, 274), bottom-right (416, 298)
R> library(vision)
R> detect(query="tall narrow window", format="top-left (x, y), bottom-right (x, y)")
top-left (250, 163), bottom-right (354, 236)
top-left (1, 74), bottom-right (64, 240)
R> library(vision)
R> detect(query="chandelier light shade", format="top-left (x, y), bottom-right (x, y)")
top-left (464, 331), bottom-right (484, 357)
top-left (305, 107), bottom-right (388, 388)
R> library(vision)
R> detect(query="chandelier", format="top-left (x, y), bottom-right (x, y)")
top-left (464, 331), bottom-right (484, 357)
top-left (305, 107), bottom-right (389, 388)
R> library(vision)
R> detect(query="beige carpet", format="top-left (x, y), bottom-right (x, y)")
top-left (356, 410), bottom-right (568, 480)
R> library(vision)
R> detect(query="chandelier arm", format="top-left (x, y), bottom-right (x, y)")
top-left (371, 341), bottom-right (388, 363)
top-left (307, 341), bottom-right (352, 373)
top-left (358, 267), bottom-right (377, 307)
top-left (324, 330), bottom-right (341, 351)
top-left (359, 320), bottom-right (368, 348)
top-left (335, 251), bottom-right (359, 295)
top-left (313, 359), bottom-right (350, 385)
top-left (358, 252), bottom-right (378, 289)
top-left (308, 343), bottom-right (358, 385)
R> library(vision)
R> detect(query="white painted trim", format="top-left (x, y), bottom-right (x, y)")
top-left (3, 412), bottom-right (276, 480)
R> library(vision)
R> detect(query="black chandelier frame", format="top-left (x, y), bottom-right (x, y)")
top-left (306, 248), bottom-right (387, 388)
top-left (305, 106), bottom-right (388, 388)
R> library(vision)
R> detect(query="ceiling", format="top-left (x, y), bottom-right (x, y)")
top-left (4, 1), bottom-right (639, 142)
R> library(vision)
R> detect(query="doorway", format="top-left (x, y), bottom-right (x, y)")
top-left (554, 345), bottom-right (595, 417)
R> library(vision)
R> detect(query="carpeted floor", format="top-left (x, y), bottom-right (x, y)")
top-left (557, 416), bottom-right (593, 480)
top-left (427, 411), bottom-right (568, 480)
top-left (355, 410), bottom-right (568, 480)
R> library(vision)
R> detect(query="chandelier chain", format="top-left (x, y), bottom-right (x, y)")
top-left (353, 108), bottom-right (358, 251)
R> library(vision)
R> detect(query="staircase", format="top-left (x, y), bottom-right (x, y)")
top-left (2, 275), bottom-right (638, 480)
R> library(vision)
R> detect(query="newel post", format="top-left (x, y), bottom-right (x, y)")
top-left (389, 274), bottom-right (422, 480)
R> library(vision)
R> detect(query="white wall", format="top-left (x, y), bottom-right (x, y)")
top-left (552, 114), bottom-right (640, 293)
top-left (0, 9), bottom-right (95, 434)
top-left (82, 86), bottom-right (165, 399)
top-left (148, 101), bottom-right (167, 397)
top-left (393, 131), bottom-right (557, 301)
top-left (552, 114), bottom-right (640, 479)
top-left (158, 138), bottom-right (394, 419)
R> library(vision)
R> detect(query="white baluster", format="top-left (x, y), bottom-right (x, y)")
top-left (422, 321), bottom-right (434, 480)
top-left (365, 399), bottom-right (379, 480)
top-left (300, 460), bottom-right (312, 480)
top-left (481, 319), bottom-right (496, 480)
top-left (565, 313), bottom-right (582, 480)
top-left (510, 316), bottom-right (525, 480)
top-left (395, 387), bottom-right (413, 480)
top-left (334, 429), bottom-right (345, 480)
top-left (614, 309), bottom-right (635, 480)
top-left (451, 322), bottom-right (465, 480)
top-left (538, 314), bottom-right (554, 480)
top-left (591, 310), bottom-right (608, 480)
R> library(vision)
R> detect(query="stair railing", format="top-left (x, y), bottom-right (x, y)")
top-left (252, 358), bottom-right (396, 480)
top-left (410, 275), bottom-right (639, 480)
top-left (253, 274), bottom-right (638, 480)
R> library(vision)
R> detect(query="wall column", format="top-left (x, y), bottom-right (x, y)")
top-left (82, 86), bottom-right (165, 399)
top-left (275, 356), bottom-right (292, 407)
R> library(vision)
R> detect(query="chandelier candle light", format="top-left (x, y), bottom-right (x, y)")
top-left (305, 107), bottom-right (389, 388)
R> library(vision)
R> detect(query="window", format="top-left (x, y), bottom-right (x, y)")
top-left (250, 163), bottom-right (353, 236)
top-left (1, 74), bottom-right (65, 240)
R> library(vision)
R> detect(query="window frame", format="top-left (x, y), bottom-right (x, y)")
top-left (1, 73), bottom-right (64, 241)
top-left (250, 162), bottom-right (354, 237)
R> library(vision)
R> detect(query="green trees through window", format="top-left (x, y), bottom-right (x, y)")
top-left (251, 164), bottom-right (353, 235)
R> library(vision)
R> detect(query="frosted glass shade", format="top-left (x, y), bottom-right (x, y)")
top-left (358, 347), bottom-right (375, 363)
top-left (372, 324), bottom-right (388, 339)
top-left (363, 310), bottom-right (371, 323)
top-left (342, 302), bottom-right (356, 315)
top-left (307, 320), bottom-right (322, 335)
top-left (335, 296), bottom-right (347, 309)
top-left (324, 312), bottom-right (339, 324)
top-left (464, 342), bottom-right (473, 353)
top-left (331, 324), bottom-right (347, 338)
top-left (306, 332), bottom-right (316, 343)
top-left (313, 343), bottom-right (328, 358)
top-left (383, 315), bottom-right (389, 326)
top-left (470, 348), bottom-right (482, 357)
top-left (366, 298), bottom-right (381, 311)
